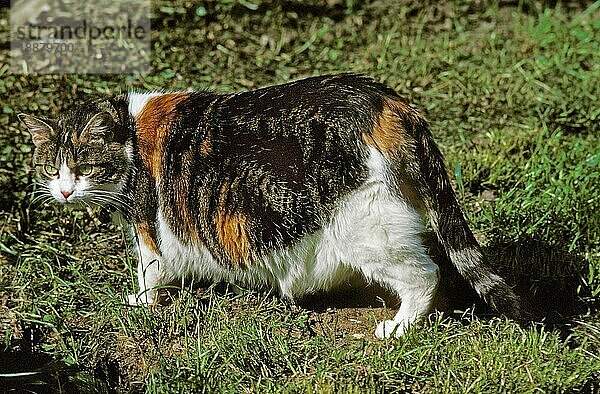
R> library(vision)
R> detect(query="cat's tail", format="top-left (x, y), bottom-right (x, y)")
top-left (417, 130), bottom-right (521, 318)
top-left (374, 96), bottom-right (521, 319)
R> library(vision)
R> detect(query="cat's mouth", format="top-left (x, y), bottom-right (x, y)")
top-left (60, 191), bottom-right (75, 203)
top-left (54, 195), bottom-right (96, 210)
top-left (56, 194), bottom-right (80, 204)
top-left (53, 189), bottom-right (88, 205)
top-left (53, 186), bottom-right (129, 213)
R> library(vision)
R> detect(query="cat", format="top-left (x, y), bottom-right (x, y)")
top-left (19, 74), bottom-right (520, 338)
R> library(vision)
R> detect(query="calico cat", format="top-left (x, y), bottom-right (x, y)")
top-left (19, 74), bottom-right (520, 338)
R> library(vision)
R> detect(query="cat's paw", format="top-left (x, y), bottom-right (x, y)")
top-left (375, 320), bottom-right (408, 339)
top-left (125, 293), bottom-right (154, 306)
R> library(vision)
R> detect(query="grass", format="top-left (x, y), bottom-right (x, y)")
top-left (1, 0), bottom-right (599, 392)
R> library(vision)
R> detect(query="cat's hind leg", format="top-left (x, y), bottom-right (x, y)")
top-left (334, 182), bottom-right (439, 338)
top-left (364, 251), bottom-right (439, 338)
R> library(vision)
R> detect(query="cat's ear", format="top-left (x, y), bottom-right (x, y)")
top-left (96, 100), bottom-right (120, 123)
top-left (17, 114), bottom-right (54, 147)
top-left (79, 112), bottom-right (114, 144)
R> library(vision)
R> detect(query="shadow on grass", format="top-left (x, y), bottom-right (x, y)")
top-left (429, 232), bottom-right (594, 320)
top-left (0, 325), bottom-right (120, 394)
top-left (488, 238), bottom-right (593, 321)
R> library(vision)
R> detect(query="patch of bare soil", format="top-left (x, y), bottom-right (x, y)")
top-left (301, 283), bottom-right (398, 341)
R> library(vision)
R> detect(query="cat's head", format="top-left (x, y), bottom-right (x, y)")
top-left (19, 99), bottom-right (133, 208)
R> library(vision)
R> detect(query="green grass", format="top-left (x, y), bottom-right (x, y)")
top-left (1, 0), bottom-right (599, 392)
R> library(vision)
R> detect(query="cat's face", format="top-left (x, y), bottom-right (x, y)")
top-left (19, 100), bottom-right (132, 208)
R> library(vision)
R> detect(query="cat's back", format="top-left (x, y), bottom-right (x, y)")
top-left (213, 73), bottom-right (392, 118)
top-left (173, 73), bottom-right (396, 148)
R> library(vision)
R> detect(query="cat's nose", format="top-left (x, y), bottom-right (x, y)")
top-left (61, 190), bottom-right (74, 199)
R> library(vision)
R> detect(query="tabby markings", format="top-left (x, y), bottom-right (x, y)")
top-left (199, 135), bottom-right (212, 156)
top-left (175, 149), bottom-right (202, 243)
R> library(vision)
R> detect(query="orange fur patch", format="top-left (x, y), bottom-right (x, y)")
top-left (136, 221), bottom-right (160, 255)
top-left (135, 93), bottom-right (189, 179)
top-left (215, 211), bottom-right (252, 267)
top-left (175, 150), bottom-right (201, 241)
top-left (363, 97), bottom-right (426, 212)
top-left (363, 98), bottom-right (417, 156)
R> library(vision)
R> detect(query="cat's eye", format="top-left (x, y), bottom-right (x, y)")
top-left (43, 164), bottom-right (58, 176)
top-left (79, 164), bottom-right (93, 175)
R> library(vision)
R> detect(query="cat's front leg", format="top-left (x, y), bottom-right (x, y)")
top-left (128, 223), bottom-right (162, 305)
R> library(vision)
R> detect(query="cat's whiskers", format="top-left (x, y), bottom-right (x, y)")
top-left (29, 194), bottom-right (55, 208)
top-left (28, 180), bottom-right (48, 193)
top-left (29, 183), bottom-right (54, 207)
top-left (30, 193), bottom-right (51, 204)
top-left (87, 190), bottom-right (133, 216)
top-left (83, 195), bottom-right (121, 214)
top-left (90, 189), bottom-right (131, 208)
top-left (24, 183), bottom-right (39, 191)
top-left (87, 193), bottom-right (120, 207)
top-left (80, 199), bottom-right (99, 213)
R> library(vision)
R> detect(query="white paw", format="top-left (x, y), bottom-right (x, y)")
top-left (125, 292), bottom-right (154, 306)
top-left (375, 320), bottom-right (408, 339)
